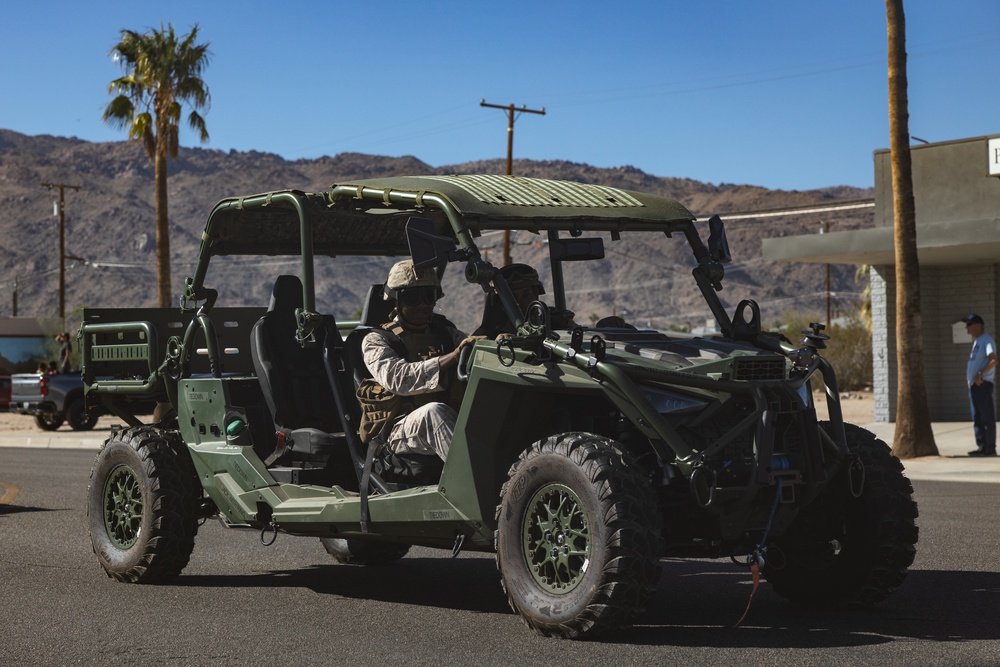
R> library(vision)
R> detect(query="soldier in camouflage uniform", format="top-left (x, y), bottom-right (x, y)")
top-left (361, 259), bottom-right (475, 461)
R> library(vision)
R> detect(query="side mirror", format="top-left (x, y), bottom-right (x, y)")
top-left (707, 215), bottom-right (732, 264)
top-left (406, 217), bottom-right (456, 268)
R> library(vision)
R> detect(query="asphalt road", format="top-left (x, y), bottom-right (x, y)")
top-left (2, 447), bottom-right (999, 666)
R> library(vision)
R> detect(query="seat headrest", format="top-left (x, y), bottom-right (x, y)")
top-left (360, 283), bottom-right (393, 327)
top-left (269, 275), bottom-right (304, 314)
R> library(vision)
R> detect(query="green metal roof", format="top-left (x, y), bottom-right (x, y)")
top-left (198, 175), bottom-right (696, 259)
top-left (335, 175), bottom-right (695, 224)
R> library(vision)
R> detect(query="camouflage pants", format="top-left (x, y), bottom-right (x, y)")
top-left (388, 402), bottom-right (456, 461)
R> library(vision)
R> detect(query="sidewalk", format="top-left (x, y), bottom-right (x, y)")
top-left (865, 421), bottom-right (1000, 484)
top-left (1, 421), bottom-right (997, 483)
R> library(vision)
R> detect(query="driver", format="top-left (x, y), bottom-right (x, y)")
top-left (359, 259), bottom-right (479, 461)
top-left (474, 263), bottom-right (576, 337)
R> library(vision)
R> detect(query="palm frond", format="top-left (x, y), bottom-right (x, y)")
top-left (104, 24), bottom-right (212, 159)
top-left (142, 123), bottom-right (156, 161)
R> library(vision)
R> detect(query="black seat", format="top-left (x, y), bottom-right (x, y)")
top-left (359, 283), bottom-right (393, 329)
top-left (250, 275), bottom-right (343, 466)
top-left (344, 284), bottom-right (393, 388)
top-left (473, 292), bottom-right (510, 338)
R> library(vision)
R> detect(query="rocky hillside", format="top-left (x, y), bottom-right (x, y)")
top-left (0, 129), bottom-right (873, 333)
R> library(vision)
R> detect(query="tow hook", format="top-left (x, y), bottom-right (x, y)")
top-left (848, 454), bottom-right (865, 498)
top-left (690, 463), bottom-right (717, 509)
top-left (732, 478), bottom-right (785, 627)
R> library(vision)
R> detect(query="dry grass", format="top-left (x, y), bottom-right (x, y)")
top-left (812, 389), bottom-right (874, 425)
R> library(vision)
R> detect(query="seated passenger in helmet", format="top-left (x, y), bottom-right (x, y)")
top-left (474, 263), bottom-right (576, 338)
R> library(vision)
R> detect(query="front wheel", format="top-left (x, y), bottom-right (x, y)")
top-left (87, 426), bottom-right (200, 583)
top-left (496, 432), bottom-right (662, 639)
top-left (765, 422), bottom-right (918, 607)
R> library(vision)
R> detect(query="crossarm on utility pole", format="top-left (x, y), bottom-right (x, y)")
top-left (479, 100), bottom-right (546, 266)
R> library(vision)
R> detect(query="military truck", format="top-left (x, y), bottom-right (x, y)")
top-left (83, 175), bottom-right (917, 639)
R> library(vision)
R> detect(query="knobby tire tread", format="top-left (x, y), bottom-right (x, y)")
top-left (88, 426), bottom-right (200, 584)
top-left (495, 432), bottom-right (662, 639)
top-left (766, 422), bottom-right (918, 608)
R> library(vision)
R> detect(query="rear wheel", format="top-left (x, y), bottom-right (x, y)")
top-left (765, 422), bottom-right (918, 607)
top-left (320, 538), bottom-right (410, 565)
top-left (34, 412), bottom-right (63, 431)
top-left (87, 426), bottom-right (200, 583)
top-left (496, 432), bottom-right (662, 639)
top-left (67, 398), bottom-right (99, 431)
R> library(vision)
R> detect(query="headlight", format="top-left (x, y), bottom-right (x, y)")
top-left (639, 385), bottom-right (708, 415)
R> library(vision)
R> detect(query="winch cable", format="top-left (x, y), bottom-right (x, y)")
top-left (733, 477), bottom-right (783, 628)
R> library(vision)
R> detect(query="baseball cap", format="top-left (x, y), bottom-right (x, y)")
top-left (962, 314), bottom-right (984, 326)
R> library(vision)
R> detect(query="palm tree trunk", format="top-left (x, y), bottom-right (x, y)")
top-left (154, 127), bottom-right (171, 308)
top-left (886, 0), bottom-right (938, 458)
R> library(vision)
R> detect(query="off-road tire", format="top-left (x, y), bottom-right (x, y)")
top-left (495, 432), bottom-right (662, 639)
top-left (67, 398), bottom-right (99, 431)
top-left (34, 412), bottom-right (64, 431)
top-left (319, 538), bottom-right (411, 565)
top-left (765, 422), bottom-right (918, 607)
top-left (87, 426), bottom-right (200, 583)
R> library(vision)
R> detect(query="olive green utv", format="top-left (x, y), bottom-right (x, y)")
top-left (84, 175), bottom-right (917, 639)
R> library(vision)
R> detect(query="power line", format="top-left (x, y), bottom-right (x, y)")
top-left (716, 199), bottom-right (874, 221)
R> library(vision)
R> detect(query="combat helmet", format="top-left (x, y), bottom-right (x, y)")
top-left (500, 263), bottom-right (544, 295)
top-left (383, 259), bottom-right (444, 301)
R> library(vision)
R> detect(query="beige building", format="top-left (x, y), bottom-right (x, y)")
top-left (764, 134), bottom-right (1000, 422)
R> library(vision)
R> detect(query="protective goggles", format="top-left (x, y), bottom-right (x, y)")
top-left (397, 286), bottom-right (439, 307)
top-left (502, 269), bottom-right (544, 293)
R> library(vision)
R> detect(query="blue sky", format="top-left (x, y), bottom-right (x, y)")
top-left (2, 0), bottom-right (997, 191)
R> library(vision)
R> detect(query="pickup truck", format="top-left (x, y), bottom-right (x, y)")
top-left (10, 371), bottom-right (98, 430)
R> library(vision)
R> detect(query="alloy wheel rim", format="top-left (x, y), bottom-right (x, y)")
top-left (522, 483), bottom-right (590, 594)
top-left (103, 464), bottom-right (143, 549)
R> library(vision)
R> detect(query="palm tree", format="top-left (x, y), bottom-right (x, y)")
top-left (103, 23), bottom-right (211, 308)
top-left (885, 0), bottom-right (937, 458)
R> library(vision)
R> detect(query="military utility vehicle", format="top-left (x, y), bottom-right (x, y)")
top-left (84, 175), bottom-right (917, 639)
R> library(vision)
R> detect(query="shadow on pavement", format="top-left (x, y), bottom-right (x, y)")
top-left (172, 554), bottom-right (1000, 646)
top-left (0, 504), bottom-right (59, 517)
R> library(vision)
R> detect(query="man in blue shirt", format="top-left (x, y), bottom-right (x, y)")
top-left (963, 314), bottom-right (997, 457)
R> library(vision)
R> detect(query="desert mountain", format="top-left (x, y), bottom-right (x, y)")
top-left (0, 129), bottom-right (873, 333)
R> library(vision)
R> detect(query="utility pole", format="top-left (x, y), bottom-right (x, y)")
top-left (480, 100), bottom-right (545, 265)
top-left (41, 181), bottom-right (81, 322)
top-left (820, 220), bottom-right (831, 326)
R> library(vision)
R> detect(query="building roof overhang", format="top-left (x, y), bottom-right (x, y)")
top-left (762, 218), bottom-right (1000, 266)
